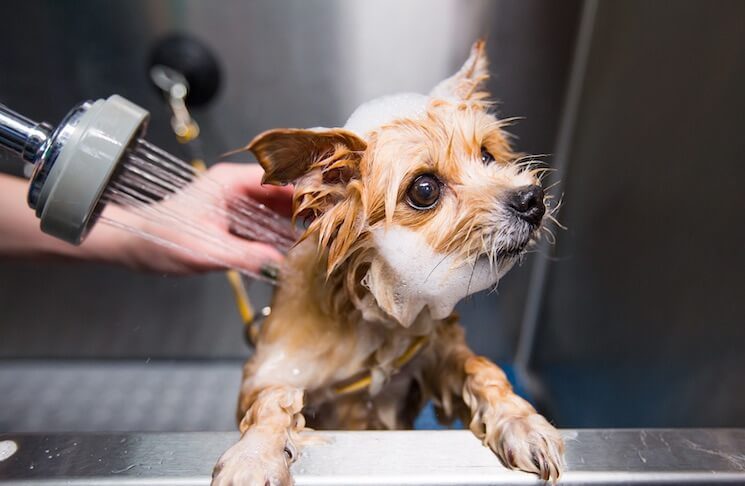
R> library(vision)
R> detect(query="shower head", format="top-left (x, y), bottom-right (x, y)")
top-left (0, 95), bottom-right (149, 244)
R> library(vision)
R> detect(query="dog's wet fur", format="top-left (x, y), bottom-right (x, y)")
top-left (212, 40), bottom-right (564, 485)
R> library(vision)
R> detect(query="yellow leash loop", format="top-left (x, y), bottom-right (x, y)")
top-left (333, 335), bottom-right (429, 395)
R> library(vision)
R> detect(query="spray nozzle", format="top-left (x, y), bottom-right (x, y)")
top-left (0, 95), bottom-right (149, 244)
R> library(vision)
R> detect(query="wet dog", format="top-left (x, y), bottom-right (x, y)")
top-left (212, 40), bottom-right (564, 485)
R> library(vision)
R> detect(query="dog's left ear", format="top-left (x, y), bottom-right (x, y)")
top-left (246, 128), bottom-right (367, 185)
top-left (430, 39), bottom-right (490, 101)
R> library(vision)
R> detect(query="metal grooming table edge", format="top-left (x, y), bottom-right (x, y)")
top-left (1, 429), bottom-right (744, 485)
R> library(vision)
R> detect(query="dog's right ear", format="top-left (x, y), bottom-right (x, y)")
top-left (244, 128), bottom-right (369, 272)
top-left (430, 39), bottom-right (489, 101)
top-left (245, 128), bottom-right (367, 185)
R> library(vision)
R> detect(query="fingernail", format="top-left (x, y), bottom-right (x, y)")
top-left (260, 262), bottom-right (280, 281)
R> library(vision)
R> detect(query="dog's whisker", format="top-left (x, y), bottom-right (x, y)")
top-left (545, 213), bottom-right (567, 231)
top-left (494, 116), bottom-right (525, 128)
top-left (532, 167), bottom-right (557, 176)
top-left (535, 169), bottom-right (558, 183)
top-left (541, 226), bottom-right (557, 245)
top-left (547, 193), bottom-right (566, 218)
top-left (513, 153), bottom-right (551, 165)
top-left (465, 257), bottom-right (478, 297)
top-left (424, 247), bottom-right (459, 283)
top-left (542, 179), bottom-right (562, 193)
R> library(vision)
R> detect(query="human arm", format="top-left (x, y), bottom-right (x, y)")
top-left (0, 163), bottom-right (293, 275)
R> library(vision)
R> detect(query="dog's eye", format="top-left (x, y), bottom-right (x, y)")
top-left (481, 147), bottom-right (495, 165)
top-left (406, 174), bottom-right (441, 210)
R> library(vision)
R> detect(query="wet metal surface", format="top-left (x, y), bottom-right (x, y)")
top-left (1, 429), bottom-right (744, 485)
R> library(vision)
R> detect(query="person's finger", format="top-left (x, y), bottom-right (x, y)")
top-left (206, 233), bottom-right (286, 279)
top-left (149, 231), bottom-right (285, 277)
top-left (208, 162), bottom-right (294, 217)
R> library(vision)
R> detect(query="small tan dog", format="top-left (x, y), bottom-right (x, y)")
top-left (212, 40), bottom-right (564, 485)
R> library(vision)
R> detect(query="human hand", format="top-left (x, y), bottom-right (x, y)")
top-left (84, 162), bottom-right (295, 277)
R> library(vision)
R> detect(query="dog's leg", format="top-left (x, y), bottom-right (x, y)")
top-left (212, 384), bottom-right (304, 486)
top-left (427, 321), bottom-right (564, 481)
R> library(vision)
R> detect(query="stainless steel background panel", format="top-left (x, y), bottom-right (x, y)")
top-left (535, 0), bottom-right (745, 427)
top-left (0, 0), bottom-right (579, 360)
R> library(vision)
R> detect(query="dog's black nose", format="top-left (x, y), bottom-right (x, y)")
top-left (507, 185), bottom-right (545, 226)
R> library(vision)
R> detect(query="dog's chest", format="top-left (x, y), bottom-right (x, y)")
top-left (302, 354), bottom-right (428, 430)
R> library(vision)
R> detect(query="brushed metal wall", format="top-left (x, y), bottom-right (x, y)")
top-left (536, 0), bottom-right (745, 426)
top-left (0, 0), bottom-right (579, 359)
top-left (1, 0), bottom-right (742, 430)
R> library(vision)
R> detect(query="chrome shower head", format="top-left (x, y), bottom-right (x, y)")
top-left (0, 95), bottom-right (149, 244)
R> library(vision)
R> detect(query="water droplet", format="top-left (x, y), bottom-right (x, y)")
top-left (0, 441), bottom-right (18, 462)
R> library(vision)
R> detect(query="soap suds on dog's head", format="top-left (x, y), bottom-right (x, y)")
top-left (344, 93), bottom-right (429, 140)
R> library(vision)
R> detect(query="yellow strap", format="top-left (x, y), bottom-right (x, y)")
top-left (189, 158), bottom-right (258, 342)
top-left (333, 335), bottom-right (429, 395)
top-left (166, 93), bottom-right (259, 343)
top-left (225, 269), bottom-right (258, 344)
top-left (190, 159), bottom-right (207, 172)
top-left (225, 270), bottom-right (255, 324)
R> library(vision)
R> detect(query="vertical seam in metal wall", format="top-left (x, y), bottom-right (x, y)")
top-left (513, 0), bottom-right (599, 377)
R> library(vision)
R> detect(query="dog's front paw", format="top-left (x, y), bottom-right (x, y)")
top-left (486, 413), bottom-right (564, 481)
top-left (212, 428), bottom-right (294, 486)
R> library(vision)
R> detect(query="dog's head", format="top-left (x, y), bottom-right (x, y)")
top-left (248, 41), bottom-right (550, 326)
